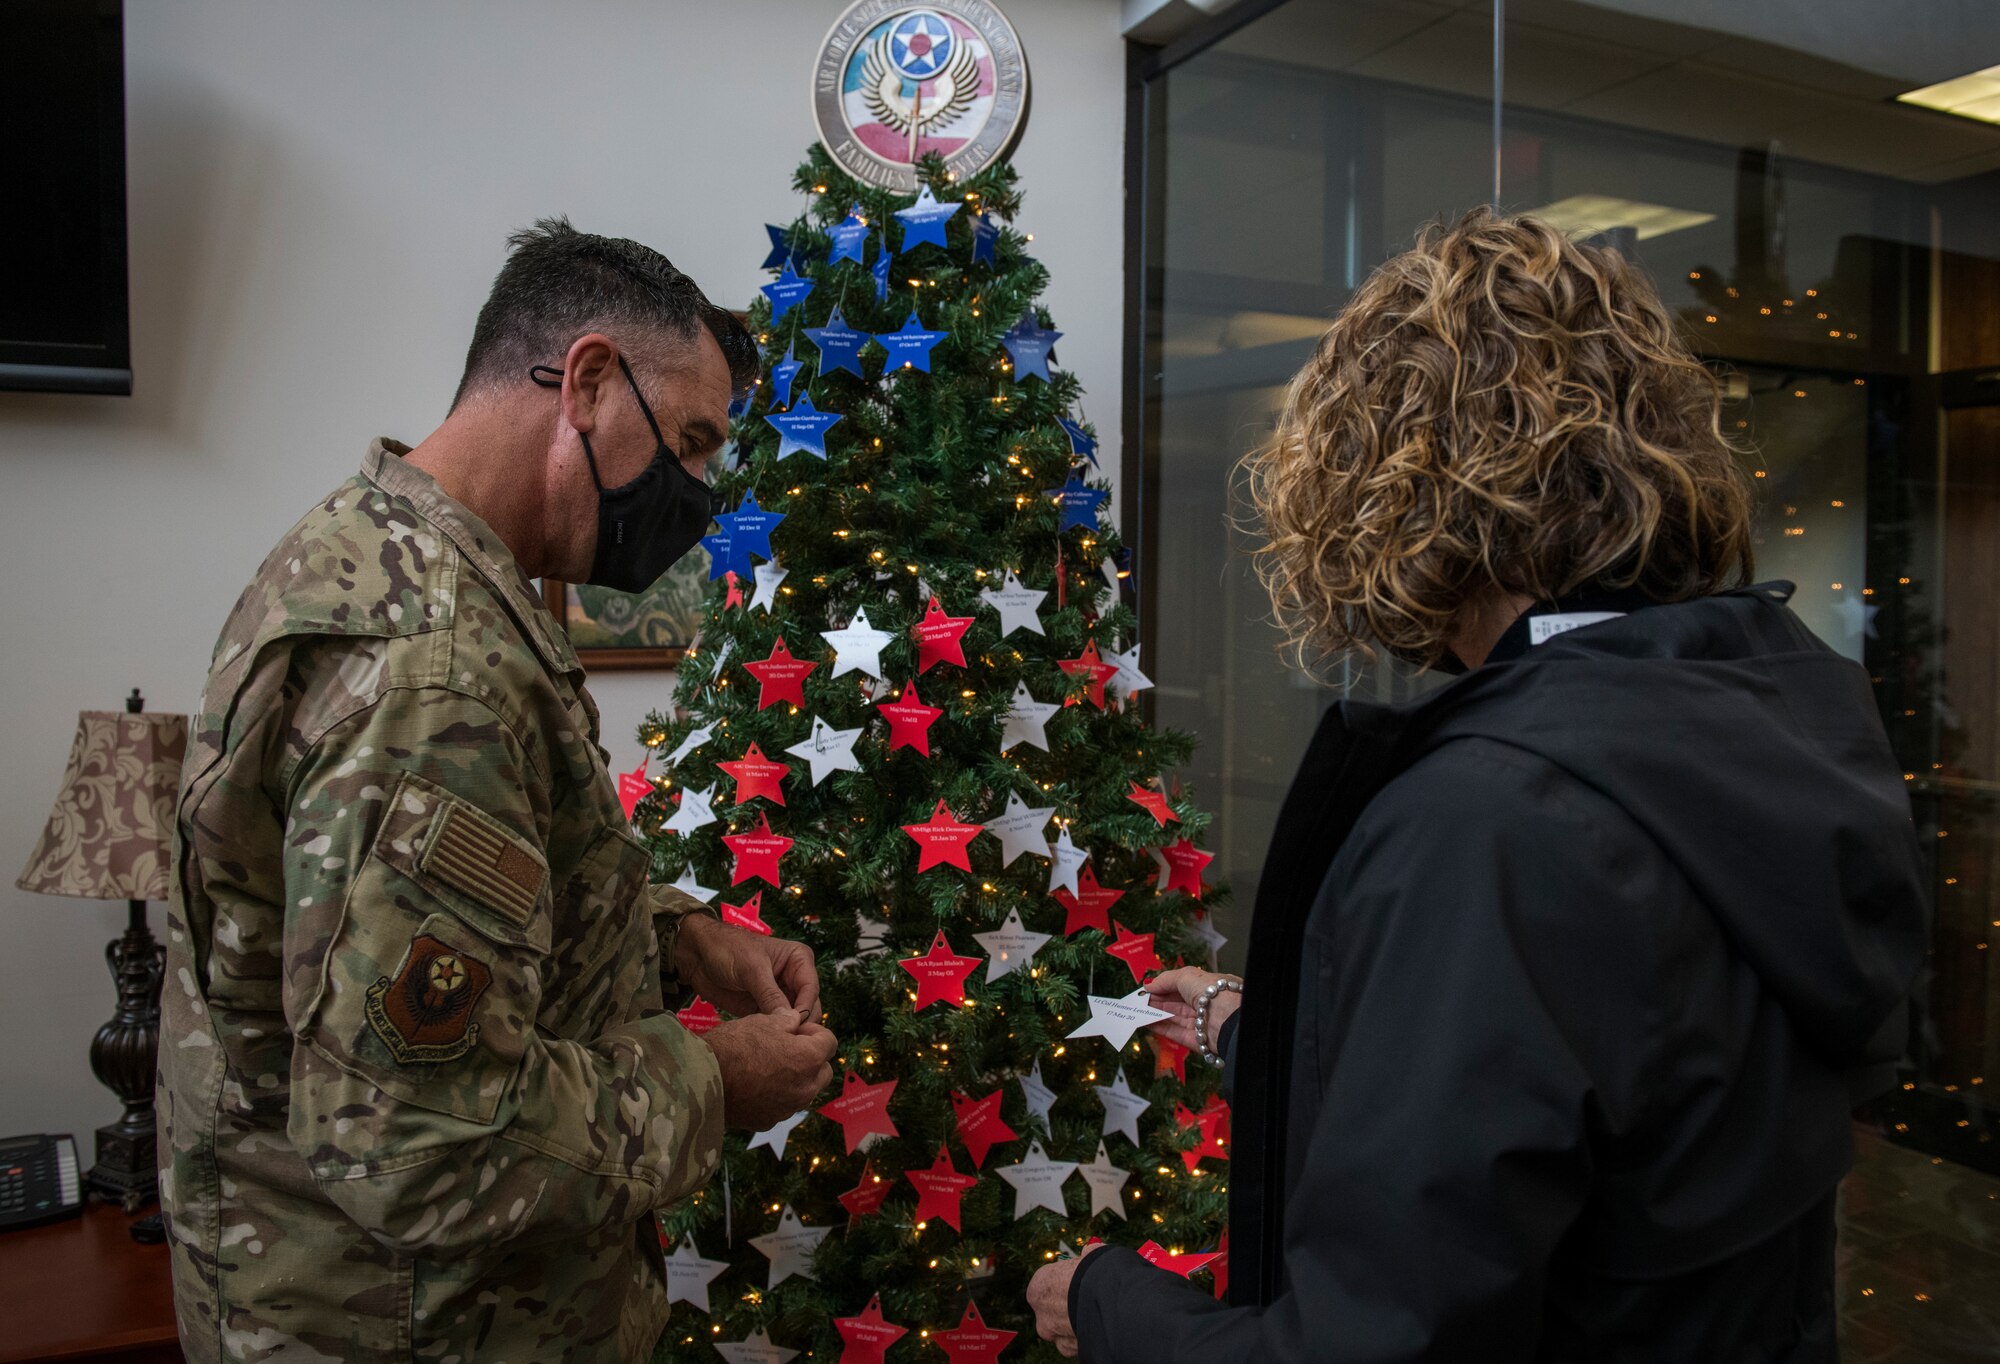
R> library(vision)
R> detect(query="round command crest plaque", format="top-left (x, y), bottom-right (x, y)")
top-left (812, 0), bottom-right (1030, 192)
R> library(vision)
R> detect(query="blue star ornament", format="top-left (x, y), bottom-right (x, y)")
top-left (764, 397), bottom-right (842, 460)
top-left (1052, 472), bottom-right (1108, 533)
top-left (1002, 310), bottom-right (1062, 382)
top-left (1057, 413), bottom-right (1099, 466)
top-left (878, 313), bottom-right (948, 373)
top-left (719, 490), bottom-right (785, 563)
top-left (895, 185), bottom-right (962, 254)
top-left (872, 233), bottom-right (890, 301)
top-left (760, 262), bottom-right (814, 322)
top-left (971, 212), bottom-right (1001, 267)
top-left (761, 223), bottom-right (793, 271)
top-left (805, 307), bottom-right (872, 379)
top-left (699, 528), bottom-right (736, 580)
top-left (770, 344), bottom-right (804, 409)
top-left (828, 207), bottom-right (869, 266)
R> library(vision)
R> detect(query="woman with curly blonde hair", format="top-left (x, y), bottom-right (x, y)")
top-left (1030, 208), bottom-right (1928, 1362)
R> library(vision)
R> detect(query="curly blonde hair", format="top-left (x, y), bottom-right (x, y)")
top-left (1242, 206), bottom-right (1754, 672)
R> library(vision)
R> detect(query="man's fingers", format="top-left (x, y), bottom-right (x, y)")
top-left (780, 945), bottom-right (822, 1017)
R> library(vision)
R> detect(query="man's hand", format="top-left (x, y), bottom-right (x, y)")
top-left (677, 914), bottom-right (822, 1019)
top-left (1142, 966), bottom-right (1240, 1054)
top-left (704, 1010), bottom-right (837, 1131)
top-left (1028, 1242), bottom-right (1103, 1358)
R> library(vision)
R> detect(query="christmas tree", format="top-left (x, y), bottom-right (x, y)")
top-left (633, 144), bottom-right (1229, 1363)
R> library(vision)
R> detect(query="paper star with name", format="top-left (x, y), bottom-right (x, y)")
top-left (1161, 837), bottom-right (1216, 899)
top-left (819, 1071), bottom-right (899, 1153)
top-left (996, 1139), bottom-right (1077, 1219)
top-left (828, 205), bottom-right (869, 265)
top-left (662, 723), bottom-right (714, 769)
top-left (719, 741), bottom-right (791, 805)
top-left (716, 1328), bottom-right (799, 1364)
top-left (769, 343), bottom-right (804, 408)
top-left (675, 996), bottom-right (721, 1036)
top-left (1139, 1241), bottom-right (1223, 1279)
top-left (664, 1236), bottom-right (730, 1312)
top-left (669, 866), bottom-right (720, 904)
top-left (761, 223), bottom-right (795, 270)
top-left (750, 558), bottom-right (788, 613)
top-left (723, 811), bottom-right (792, 886)
top-left (1059, 639), bottom-right (1120, 709)
top-left (1053, 864), bottom-right (1124, 937)
top-left (764, 396), bottom-right (842, 459)
top-left (970, 210), bottom-right (1001, 266)
top-left (1126, 780), bottom-right (1179, 827)
top-left (1070, 989), bottom-right (1173, 1052)
top-left (1093, 1069), bottom-right (1151, 1145)
top-left (902, 799), bottom-right (983, 872)
top-left (834, 1296), bottom-right (907, 1364)
top-left (1106, 921), bottom-right (1163, 987)
top-left (1189, 911), bottom-right (1227, 969)
top-left (878, 312), bottom-right (948, 372)
top-left (747, 1108), bottom-right (808, 1160)
top-left (1001, 309), bottom-right (1062, 381)
top-left (760, 260), bottom-right (814, 321)
top-left (934, 1301), bottom-right (1016, 1364)
top-left (617, 762), bottom-right (651, 820)
top-left (805, 305), bottom-right (872, 379)
top-left (786, 716), bottom-right (864, 786)
top-left (1076, 1140), bottom-right (1131, 1220)
top-left (899, 930), bottom-right (982, 1010)
top-left (906, 1144), bottom-right (980, 1231)
top-left (663, 783), bottom-right (718, 837)
top-left (877, 678), bottom-right (943, 756)
top-left (1057, 412), bottom-right (1099, 465)
top-left (744, 637), bottom-right (817, 711)
top-left (719, 489), bottom-right (784, 562)
top-left (951, 1086), bottom-right (1017, 1167)
top-left (979, 571), bottom-right (1047, 638)
top-left (837, 1159), bottom-right (892, 1227)
top-left (1018, 1059), bottom-right (1057, 1129)
top-left (1051, 471), bottom-right (1108, 534)
top-left (823, 607), bottom-right (895, 680)
top-left (721, 890), bottom-right (772, 936)
top-left (1047, 825), bottom-right (1090, 897)
top-left (895, 184), bottom-right (962, 252)
top-left (999, 680), bottom-right (1060, 753)
top-left (698, 528), bottom-right (736, 581)
top-left (974, 907), bottom-right (1050, 983)
top-left (911, 596), bottom-right (973, 672)
top-left (1105, 643), bottom-right (1153, 701)
top-left (872, 231), bottom-right (890, 300)
top-left (750, 1205), bottom-right (829, 1288)
top-left (982, 790), bottom-right (1055, 867)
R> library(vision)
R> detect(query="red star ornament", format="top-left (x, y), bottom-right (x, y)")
top-left (1161, 837), bottom-right (1216, 899)
top-left (722, 891), bottom-right (772, 936)
top-left (675, 996), bottom-right (721, 1036)
top-left (1212, 1227), bottom-right (1230, 1300)
top-left (837, 1160), bottom-right (892, 1227)
top-left (1125, 779), bottom-right (1179, 827)
top-left (616, 762), bottom-right (651, 819)
top-left (722, 811), bottom-right (792, 887)
top-left (951, 1087), bottom-right (1017, 1168)
top-left (718, 741), bottom-right (791, 806)
top-left (723, 571), bottom-right (745, 611)
top-left (911, 595), bottom-right (974, 673)
top-left (933, 1300), bottom-right (1017, 1364)
top-left (877, 678), bottom-right (943, 756)
top-left (1058, 639), bottom-right (1119, 709)
top-left (1105, 921), bottom-right (1163, 987)
top-left (902, 799), bottom-right (983, 872)
top-left (1150, 1031), bottom-right (1190, 1082)
top-left (1199, 1092), bottom-right (1231, 1159)
top-left (743, 636), bottom-right (818, 711)
top-left (1138, 1240), bottom-right (1223, 1279)
top-left (1052, 864), bottom-right (1124, 937)
top-left (1174, 1103), bottom-right (1205, 1173)
top-left (899, 930), bottom-right (982, 1010)
top-left (834, 1295), bottom-right (907, 1364)
top-left (905, 1143), bottom-right (979, 1232)
top-left (818, 1071), bottom-right (899, 1153)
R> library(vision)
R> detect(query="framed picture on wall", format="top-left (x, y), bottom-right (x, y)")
top-left (541, 551), bottom-right (709, 670)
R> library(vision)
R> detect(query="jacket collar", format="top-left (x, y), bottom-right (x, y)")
top-left (361, 439), bottom-right (582, 681)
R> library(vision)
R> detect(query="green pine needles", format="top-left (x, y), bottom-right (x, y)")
top-left (639, 145), bottom-right (1229, 1363)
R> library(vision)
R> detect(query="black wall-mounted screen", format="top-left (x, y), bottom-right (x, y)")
top-left (0, 0), bottom-right (130, 395)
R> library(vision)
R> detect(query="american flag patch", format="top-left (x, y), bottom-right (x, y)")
top-left (420, 803), bottom-right (546, 926)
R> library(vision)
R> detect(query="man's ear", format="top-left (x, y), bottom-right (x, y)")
top-left (559, 333), bottom-right (619, 436)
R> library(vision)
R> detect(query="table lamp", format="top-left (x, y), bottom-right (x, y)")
top-left (16, 689), bottom-right (188, 1212)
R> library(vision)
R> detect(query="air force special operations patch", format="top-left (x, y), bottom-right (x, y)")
top-left (813, 0), bottom-right (1030, 191)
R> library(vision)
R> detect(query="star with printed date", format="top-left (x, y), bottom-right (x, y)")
top-left (1053, 863), bottom-right (1124, 937)
top-left (1105, 921), bottom-right (1163, 987)
top-left (833, 1295), bottom-right (907, 1364)
top-left (1160, 837), bottom-right (1216, 899)
top-left (721, 891), bottom-right (771, 936)
top-left (898, 930), bottom-right (982, 1010)
top-left (911, 596), bottom-right (974, 672)
top-left (818, 1071), bottom-right (899, 1153)
top-left (836, 1160), bottom-right (891, 1227)
top-left (718, 741), bottom-right (791, 805)
top-left (902, 799), bottom-right (983, 872)
top-left (906, 1144), bottom-right (979, 1231)
top-left (951, 1086), bottom-right (1017, 1167)
top-left (722, 811), bottom-right (792, 887)
top-left (933, 1301), bottom-right (1016, 1364)
top-left (877, 678), bottom-right (943, 756)
top-left (1060, 639), bottom-right (1120, 709)
top-left (743, 637), bottom-right (817, 711)
top-left (1126, 779), bottom-right (1179, 827)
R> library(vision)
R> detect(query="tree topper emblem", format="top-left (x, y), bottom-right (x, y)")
top-left (813, 0), bottom-right (1030, 192)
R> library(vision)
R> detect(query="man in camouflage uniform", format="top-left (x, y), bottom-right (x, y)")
top-left (160, 220), bottom-right (838, 1362)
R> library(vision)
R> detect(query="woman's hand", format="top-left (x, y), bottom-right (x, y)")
top-left (1027, 1242), bottom-right (1103, 1357)
top-left (1142, 966), bottom-right (1241, 1055)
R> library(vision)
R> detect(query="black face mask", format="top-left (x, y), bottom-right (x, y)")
top-left (529, 355), bottom-right (719, 593)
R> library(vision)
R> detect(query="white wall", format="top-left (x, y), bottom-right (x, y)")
top-left (0, 0), bottom-right (1127, 1149)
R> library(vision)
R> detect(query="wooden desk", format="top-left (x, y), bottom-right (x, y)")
top-left (0, 1202), bottom-right (182, 1363)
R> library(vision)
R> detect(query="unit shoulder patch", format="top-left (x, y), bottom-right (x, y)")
top-left (365, 933), bottom-right (493, 1063)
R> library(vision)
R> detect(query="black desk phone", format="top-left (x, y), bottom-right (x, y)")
top-left (0, 1133), bottom-right (83, 1230)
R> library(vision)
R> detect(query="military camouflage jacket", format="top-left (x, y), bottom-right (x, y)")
top-left (160, 440), bottom-right (724, 1363)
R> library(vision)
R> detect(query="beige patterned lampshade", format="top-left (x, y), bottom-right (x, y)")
top-left (17, 710), bottom-right (189, 903)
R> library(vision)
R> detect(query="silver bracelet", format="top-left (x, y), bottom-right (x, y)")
top-left (1193, 976), bottom-right (1243, 1063)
